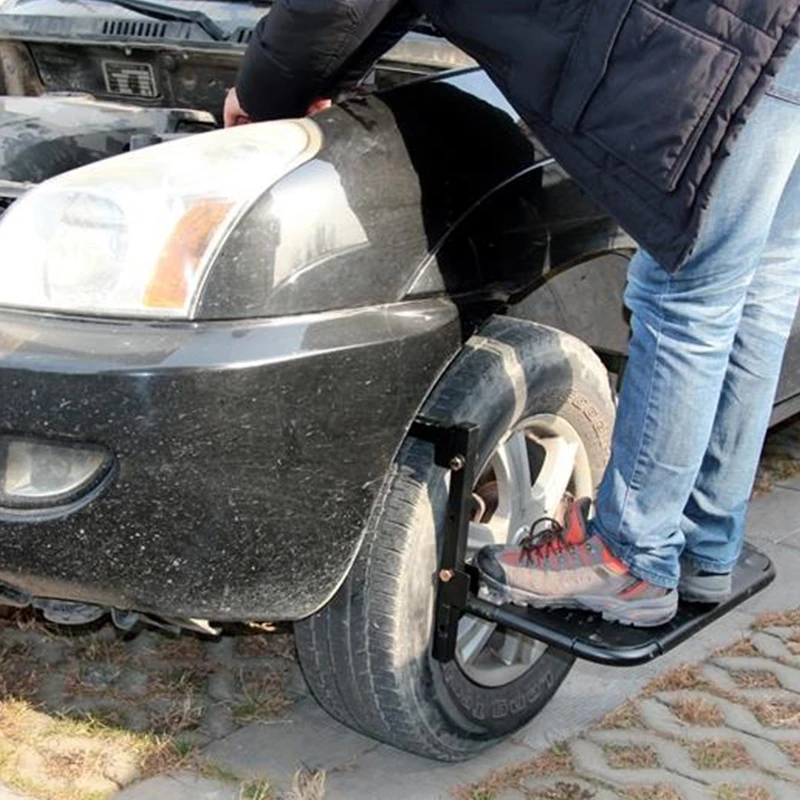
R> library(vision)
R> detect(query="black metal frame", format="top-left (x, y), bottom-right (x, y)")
top-left (409, 417), bottom-right (777, 669)
top-left (408, 417), bottom-right (480, 661)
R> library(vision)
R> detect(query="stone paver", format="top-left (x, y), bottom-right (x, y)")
top-left (450, 620), bottom-right (800, 799)
top-left (4, 424), bottom-right (800, 799)
top-left (115, 774), bottom-right (239, 800)
top-left (203, 696), bottom-right (382, 783)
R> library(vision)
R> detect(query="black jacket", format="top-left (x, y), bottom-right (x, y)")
top-left (236, 0), bottom-right (800, 270)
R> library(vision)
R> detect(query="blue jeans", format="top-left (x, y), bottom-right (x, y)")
top-left (592, 45), bottom-right (800, 590)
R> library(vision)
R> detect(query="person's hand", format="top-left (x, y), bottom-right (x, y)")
top-left (224, 88), bottom-right (252, 128)
top-left (307, 97), bottom-right (332, 115)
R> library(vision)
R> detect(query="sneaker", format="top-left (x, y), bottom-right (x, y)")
top-left (678, 560), bottom-right (732, 604)
top-left (475, 498), bottom-right (678, 628)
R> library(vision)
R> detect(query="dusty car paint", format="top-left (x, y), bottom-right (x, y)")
top-left (0, 299), bottom-right (461, 619)
top-left (0, 67), bottom-right (630, 622)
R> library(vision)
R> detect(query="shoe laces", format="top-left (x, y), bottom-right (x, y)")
top-left (519, 515), bottom-right (570, 567)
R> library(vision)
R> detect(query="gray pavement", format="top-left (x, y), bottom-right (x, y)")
top-left (116, 478), bottom-right (800, 800)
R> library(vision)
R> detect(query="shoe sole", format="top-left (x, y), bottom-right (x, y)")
top-left (677, 587), bottom-right (732, 604)
top-left (481, 573), bottom-right (678, 628)
top-left (678, 575), bottom-right (732, 605)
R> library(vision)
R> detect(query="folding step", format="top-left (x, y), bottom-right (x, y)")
top-left (409, 418), bottom-right (776, 668)
top-left (463, 541), bottom-right (774, 667)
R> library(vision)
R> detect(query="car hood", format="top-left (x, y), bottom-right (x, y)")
top-left (0, 95), bottom-right (214, 185)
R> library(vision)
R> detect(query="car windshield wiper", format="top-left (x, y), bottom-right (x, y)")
top-left (97, 0), bottom-right (228, 41)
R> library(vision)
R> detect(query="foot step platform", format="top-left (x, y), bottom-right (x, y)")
top-left (411, 418), bottom-right (776, 668)
top-left (463, 542), bottom-right (774, 667)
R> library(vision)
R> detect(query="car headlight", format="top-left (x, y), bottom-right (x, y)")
top-left (0, 119), bottom-right (322, 318)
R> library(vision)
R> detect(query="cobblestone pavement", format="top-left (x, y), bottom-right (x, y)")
top-left (1, 421), bottom-right (800, 799)
top-left (455, 614), bottom-right (800, 799)
top-left (0, 618), bottom-right (301, 798)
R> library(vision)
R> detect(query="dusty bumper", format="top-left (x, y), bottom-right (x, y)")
top-left (0, 300), bottom-right (459, 620)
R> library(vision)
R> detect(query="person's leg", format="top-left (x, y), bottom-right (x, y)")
top-left (680, 154), bottom-right (800, 579)
top-left (591, 72), bottom-right (800, 590)
top-left (476, 50), bottom-right (800, 624)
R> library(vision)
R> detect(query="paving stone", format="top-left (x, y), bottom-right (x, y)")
top-left (31, 638), bottom-right (66, 666)
top-left (204, 637), bottom-right (234, 662)
top-left (80, 662), bottom-right (121, 690)
top-left (33, 671), bottom-right (67, 707)
top-left (745, 487), bottom-right (800, 544)
top-left (285, 661), bottom-right (311, 699)
top-left (123, 707), bottom-right (153, 733)
top-left (201, 704), bottom-right (237, 739)
top-left (118, 667), bottom-right (150, 696)
top-left (319, 736), bottom-right (536, 800)
top-left (207, 672), bottom-right (235, 703)
top-left (125, 629), bottom-right (163, 656)
top-left (115, 773), bottom-right (239, 800)
top-left (204, 696), bottom-right (380, 791)
top-left (95, 624), bottom-right (121, 643)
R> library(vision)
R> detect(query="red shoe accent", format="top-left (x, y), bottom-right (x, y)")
top-left (618, 581), bottom-right (649, 599)
top-left (601, 545), bottom-right (629, 575)
top-left (562, 500), bottom-right (589, 546)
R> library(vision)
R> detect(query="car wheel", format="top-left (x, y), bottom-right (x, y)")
top-left (295, 316), bottom-right (616, 760)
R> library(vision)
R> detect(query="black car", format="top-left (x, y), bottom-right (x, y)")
top-left (0, 0), bottom-right (796, 762)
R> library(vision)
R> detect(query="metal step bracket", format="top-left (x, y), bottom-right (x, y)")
top-left (409, 417), bottom-right (479, 661)
top-left (409, 418), bottom-right (776, 668)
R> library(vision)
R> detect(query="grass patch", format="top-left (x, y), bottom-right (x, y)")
top-left (713, 639), bottom-right (760, 658)
top-left (524, 784), bottom-right (593, 800)
top-left (162, 665), bottom-right (213, 694)
top-left (235, 629), bottom-right (295, 660)
top-left (781, 741), bottom-right (800, 765)
top-left (240, 779), bottom-right (276, 800)
top-left (196, 759), bottom-right (241, 784)
top-left (729, 670), bottom-right (781, 690)
top-left (594, 701), bottom-right (644, 730)
top-left (0, 614), bottom-right (298, 800)
top-left (0, 648), bottom-right (42, 704)
top-left (753, 610), bottom-right (800, 630)
top-left (230, 667), bottom-right (292, 724)
top-left (668, 696), bottom-right (724, 727)
top-left (285, 766), bottom-right (326, 800)
top-left (747, 698), bottom-right (800, 728)
top-left (151, 634), bottom-right (208, 662)
top-left (643, 666), bottom-right (715, 697)
top-left (0, 698), bottom-right (194, 800)
top-left (146, 694), bottom-right (206, 735)
top-left (452, 743), bottom-right (573, 800)
top-left (621, 786), bottom-right (683, 800)
top-left (785, 630), bottom-right (800, 655)
top-left (687, 740), bottom-right (753, 770)
top-left (602, 744), bottom-right (659, 769)
top-left (715, 786), bottom-right (772, 800)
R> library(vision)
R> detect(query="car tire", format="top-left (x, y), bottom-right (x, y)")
top-left (295, 316), bottom-right (616, 760)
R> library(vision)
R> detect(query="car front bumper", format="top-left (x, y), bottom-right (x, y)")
top-left (0, 299), bottom-right (459, 620)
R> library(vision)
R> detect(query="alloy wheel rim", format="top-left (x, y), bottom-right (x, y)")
top-left (455, 413), bottom-right (593, 688)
